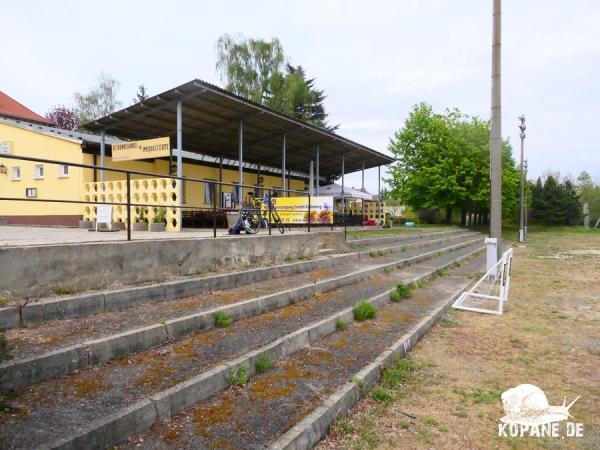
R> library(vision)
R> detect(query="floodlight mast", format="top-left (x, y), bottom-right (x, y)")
top-left (490, 0), bottom-right (503, 260)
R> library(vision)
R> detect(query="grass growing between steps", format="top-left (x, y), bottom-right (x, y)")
top-left (255, 352), bottom-right (274, 374)
top-left (352, 302), bottom-right (377, 321)
top-left (319, 229), bottom-right (600, 450)
top-left (213, 311), bottom-right (233, 328)
top-left (390, 283), bottom-right (412, 302)
top-left (347, 225), bottom-right (448, 239)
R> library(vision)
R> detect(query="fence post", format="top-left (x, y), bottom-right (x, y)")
top-left (212, 183), bottom-right (217, 238)
top-left (126, 172), bottom-right (131, 241)
top-left (307, 193), bottom-right (311, 233)
top-left (268, 189), bottom-right (272, 236)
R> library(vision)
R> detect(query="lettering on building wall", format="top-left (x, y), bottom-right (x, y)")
top-left (112, 137), bottom-right (170, 161)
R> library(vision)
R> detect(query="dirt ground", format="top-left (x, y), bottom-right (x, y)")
top-left (319, 228), bottom-right (600, 450)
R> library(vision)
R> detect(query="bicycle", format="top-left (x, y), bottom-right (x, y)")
top-left (242, 192), bottom-right (285, 234)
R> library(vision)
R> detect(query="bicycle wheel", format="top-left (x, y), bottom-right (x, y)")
top-left (241, 210), bottom-right (259, 234)
top-left (272, 210), bottom-right (285, 234)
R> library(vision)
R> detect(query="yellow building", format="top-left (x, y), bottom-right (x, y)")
top-left (0, 117), bottom-right (306, 228)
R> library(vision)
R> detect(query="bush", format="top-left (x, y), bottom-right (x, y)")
top-left (255, 352), bottom-right (273, 374)
top-left (372, 387), bottom-right (393, 403)
top-left (382, 358), bottom-right (417, 388)
top-left (391, 283), bottom-right (411, 302)
top-left (353, 302), bottom-right (377, 321)
top-left (213, 311), bottom-right (233, 328)
top-left (336, 318), bottom-right (347, 331)
top-left (153, 207), bottom-right (167, 224)
top-left (227, 364), bottom-right (248, 386)
top-left (403, 207), bottom-right (419, 224)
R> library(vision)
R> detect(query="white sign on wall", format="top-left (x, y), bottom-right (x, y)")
top-left (223, 192), bottom-right (232, 209)
top-left (0, 141), bottom-right (12, 154)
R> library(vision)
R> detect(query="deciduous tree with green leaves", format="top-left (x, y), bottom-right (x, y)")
top-left (386, 103), bottom-right (520, 225)
top-left (215, 34), bottom-right (336, 130)
top-left (73, 72), bottom-right (122, 124)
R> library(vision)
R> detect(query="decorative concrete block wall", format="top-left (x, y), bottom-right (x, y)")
top-left (82, 178), bottom-right (181, 231)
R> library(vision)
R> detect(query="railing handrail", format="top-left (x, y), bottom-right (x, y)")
top-left (0, 153), bottom-right (342, 239)
top-left (0, 153), bottom-right (308, 195)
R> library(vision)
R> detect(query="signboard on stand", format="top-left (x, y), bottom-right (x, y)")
top-left (95, 205), bottom-right (113, 231)
top-left (270, 196), bottom-right (334, 224)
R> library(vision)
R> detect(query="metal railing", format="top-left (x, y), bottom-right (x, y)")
top-left (0, 154), bottom-right (347, 240)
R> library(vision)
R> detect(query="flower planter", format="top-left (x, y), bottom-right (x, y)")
top-left (113, 222), bottom-right (126, 231)
top-left (132, 222), bottom-right (148, 231)
top-left (79, 220), bottom-right (94, 229)
top-left (150, 223), bottom-right (166, 232)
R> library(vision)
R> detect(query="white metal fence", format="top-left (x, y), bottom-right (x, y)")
top-left (452, 247), bottom-right (513, 315)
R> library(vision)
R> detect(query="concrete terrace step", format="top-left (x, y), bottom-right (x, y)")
top-left (129, 249), bottom-right (488, 450)
top-left (0, 241), bottom-right (484, 449)
top-left (0, 229), bottom-right (476, 330)
top-left (318, 248), bottom-right (336, 256)
top-left (0, 233), bottom-right (482, 389)
top-left (347, 228), bottom-right (463, 247)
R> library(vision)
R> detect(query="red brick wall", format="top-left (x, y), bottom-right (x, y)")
top-left (0, 215), bottom-right (82, 227)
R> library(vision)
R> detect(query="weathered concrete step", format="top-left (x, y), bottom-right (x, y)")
top-left (18, 245), bottom-right (484, 450)
top-left (318, 248), bottom-right (336, 256)
top-left (347, 228), bottom-right (462, 247)
top-left (0, 230), bottom-right (476, 330)
top-left (3, 233), bottom-right (477, 363)
top-left (269, 250), bottom-right (501, 450)
top-left (0, 235), bottom-right (482, 390)
top-left (114, 249), bottom-right (485, 449)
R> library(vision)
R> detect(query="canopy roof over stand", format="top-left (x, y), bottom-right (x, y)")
top-left (84, 79), bottom-right (394, 180)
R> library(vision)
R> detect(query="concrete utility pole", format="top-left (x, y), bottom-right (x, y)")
top-left (524, 159), bottom-right (528, 236)
top-left (518, 115), bottom-right (526, 243)
top-left (490, 0), bottom-right (503, 260)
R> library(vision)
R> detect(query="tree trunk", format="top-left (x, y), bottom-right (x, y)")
top-left (446, 207), bottom-right (453, 224)
top-left (460, 206), bottom-right (467, 227)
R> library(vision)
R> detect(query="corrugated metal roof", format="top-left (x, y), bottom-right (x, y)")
top-left (0, 116), bottom-right (120, 145)
top-left (84, 79), bottom-right (394, 179)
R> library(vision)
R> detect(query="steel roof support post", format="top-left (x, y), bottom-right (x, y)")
top-left (219, 156), bottom-right (223, 209)
top-left (361, 160), bottom-right (365, 228)
top-left (176, 100), bottom-right (183, 230)
top-left (342, 152), bottom-right (346, 239)
top-left (378, 165), bottom-right (381, 228)
top-left (309, 161), bottom-right (314, 196)
top-left (316, 144), bottom-right (320, 196)
top-left (282, 134), bottom-right (286, 196)
top-left (100, 130), bottom-right (106, 182)
top-left (239, 120), bottom-right (243, 210)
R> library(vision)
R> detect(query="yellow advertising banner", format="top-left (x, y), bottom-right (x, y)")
top-left (270, 196), bottom-right (334, 224)
top-left (111, 137), bottom-right (171, 162)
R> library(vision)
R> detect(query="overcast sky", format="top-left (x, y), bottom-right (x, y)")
top-left (2, 0), bottom-right (599, 193)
